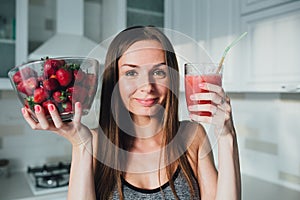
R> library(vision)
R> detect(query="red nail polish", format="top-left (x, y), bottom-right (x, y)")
top-left (34, 105), bottom-right (40, 113)
top-left (48, 104), bottom-right (55, 112)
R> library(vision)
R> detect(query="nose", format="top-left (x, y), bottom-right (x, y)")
top-left (139, 74), bottom-right (154, 93)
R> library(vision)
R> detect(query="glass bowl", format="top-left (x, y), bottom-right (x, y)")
top-left (8, 57), bottom-right (100, 121)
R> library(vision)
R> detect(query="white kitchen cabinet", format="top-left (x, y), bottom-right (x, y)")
top-left (101, 0), bottom-right (164, 41)
top-left (240, 0), bottom-right (295, 15)
top-left (241, 1), bottom-right (300, 92)
top-left (164, 0), bottom-right (198, 40)
top-left (166, 0), bottom-right (243, 92)
top-left (197, 0), bottom-right (242, 92)
top-left (170, 0), bottom-right (300, 93)
top-left (0, 0), bottom-right (28, 90)
top-left (101, 0), bottom-right (300, 93)
top-left (127, 0), bottom-right (164, 28)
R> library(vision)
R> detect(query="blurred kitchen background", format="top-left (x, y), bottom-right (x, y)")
top-left (0, 0), bottom-right (300, 199)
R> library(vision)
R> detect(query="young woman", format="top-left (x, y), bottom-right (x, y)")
top-left (22, 26), bottom-right (241, 200)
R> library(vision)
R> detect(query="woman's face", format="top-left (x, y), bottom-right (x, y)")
top-left (118, 40), bottom-right (169, 118)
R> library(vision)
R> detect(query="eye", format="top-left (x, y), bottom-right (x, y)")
top-left (153, 69), bottom-right (167, 78)
top-left (125, 70), bottom-right (138, 77)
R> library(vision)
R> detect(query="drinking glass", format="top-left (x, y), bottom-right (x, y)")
top-left (184, 63), bottom-right (222, 117)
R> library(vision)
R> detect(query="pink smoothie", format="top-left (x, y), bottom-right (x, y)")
top-left (185, 74), bottom-right (222, 116)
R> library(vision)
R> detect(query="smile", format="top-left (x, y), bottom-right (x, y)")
top-left (135, 98), bottom-right (158, 107)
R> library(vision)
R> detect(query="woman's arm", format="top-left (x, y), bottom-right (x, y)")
top-left (22, 102), bottom-right (97, 200)
top-left (216, 130), bottom-right (241, 200)
top-left (68, 140), bottom-right (96, 200)
top-left (188, 83), bottom-right (241, 200)
top-left (214, 107), bottom-right (241, 200)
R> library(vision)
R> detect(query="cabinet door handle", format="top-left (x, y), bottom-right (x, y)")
top-left (281, 84), bottom-right (300, 92)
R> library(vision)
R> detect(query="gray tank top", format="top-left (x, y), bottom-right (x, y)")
top-left (111, 167), bottom-right (200, 199)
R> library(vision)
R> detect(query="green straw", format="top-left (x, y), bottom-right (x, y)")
top-left (216, 32), bottom-right (248, 73)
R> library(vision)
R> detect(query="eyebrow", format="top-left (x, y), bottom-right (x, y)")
top-left (120, 62), bottom-right (166, 68)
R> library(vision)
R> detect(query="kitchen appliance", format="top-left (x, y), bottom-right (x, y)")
top-left (26, 161), bottom-right (70, 195)
top-left (28, 0), bottom-right (98, 60)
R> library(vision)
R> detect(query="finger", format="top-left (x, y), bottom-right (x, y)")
top-left (217, 97), bottom-right (232, 113)
top-left (188, 104), bottom-right (217, 115)
top-left (214, 108), bottom-right (230, 122)
top-left (73, 102), bottom-right (82, 124)
top-left (199, 82), bottom-right (225, 95)
top-left (190, 92), bottom-right (223, 105)
top-left (34, 105), bottom-right (50, 129)
top-left (48, 104), bottom-right (64, 129)
top-left (190, 114), bottom-right (226, 128)
top-left (22, 108), bottom-right (40, 130)
top-left (225, 95), bottom-right (231, 104)
top-left (189, 113), bottom-right (212, 124)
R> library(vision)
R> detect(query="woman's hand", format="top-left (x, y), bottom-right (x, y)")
top-left (189, 83), bottom-right (241, 200)
top-left (21, 102), bottom-right (93, 147)
top-left (188, 82), bottom-right (235, 136)
top-left (22, 102), bottom-right (97, 200)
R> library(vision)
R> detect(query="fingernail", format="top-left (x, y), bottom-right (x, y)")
top-left (199, 83), bottom-right (205, 87)
top-left (48, 104), bottom-right (55, 112)
top-left (190, 95), bottom-right (195, 100)
top-left (21, 108), bottom-right (26, 115)
top-left (34, 105), bottom-right (41, 113)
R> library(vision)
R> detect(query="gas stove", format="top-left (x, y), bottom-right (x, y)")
top-left (26, 162), bottom-right (71, 195)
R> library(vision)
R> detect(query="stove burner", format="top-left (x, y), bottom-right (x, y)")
top-left (27, 162), bottom-right (71, 189)
top-left (38, 174), bottom-right (69, 188)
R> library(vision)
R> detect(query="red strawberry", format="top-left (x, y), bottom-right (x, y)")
top-left (84, 74), bottom-right (97, 87)
top-left (56, 68), bottom-right (73, 87)
top-left (24, 99), bottom-right (30, 109)
top-left (43, 78), bottom-right (60, 91)
top-left (66, 87), bottom-right (74, 102)
top-left (73, 69), bottom-right (86, 83)
top-left (52, 90), bottom-right (67, 103)
top-left (24, 96), bottom-right (35, 110)
top-left (22, 77), bottom-right (38, 96)
top-left (33, 87), bottom-right (49, 103)
top-left (17, 81), bottom-right (27, 95)
top-left (37, 76), bottom-right (44, 86)
top-left (84, 74), bottom-right (97, 98)
top-left (44, 59), bottom-right (65, 77)
top-left (12, 71), bottom-right (22, 84)
top-left (13, 68), bottom-right (36, 87)
top-left (61, 101), bottom-right (72, 113)
top-left (66, 85), bottom-right (87, 103)
top-left (19, 68), bottom-right (38, 79)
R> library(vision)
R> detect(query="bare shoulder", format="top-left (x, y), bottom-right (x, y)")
top-left (179, 120), bottom-right (207, 149)
top-left (179, 120), bottom-right (208, 171)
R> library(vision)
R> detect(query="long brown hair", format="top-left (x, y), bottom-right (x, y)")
top-left (94, 26), bottom-right (197, 199)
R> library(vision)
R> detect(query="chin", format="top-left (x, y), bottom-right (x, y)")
top-left (131, 105), bottom-right (165, 117)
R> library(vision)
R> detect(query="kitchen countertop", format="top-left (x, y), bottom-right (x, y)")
top-left (0, 171), bottom-right (67, 200)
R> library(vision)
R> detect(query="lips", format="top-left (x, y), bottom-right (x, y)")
top-left (135, 98), bottom-right (158, 107)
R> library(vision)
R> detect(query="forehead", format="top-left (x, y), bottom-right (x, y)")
top-left (119, 40), bottom-right (165, 66)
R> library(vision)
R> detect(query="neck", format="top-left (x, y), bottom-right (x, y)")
top-left (131, 113), bottom-right (164, 139)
